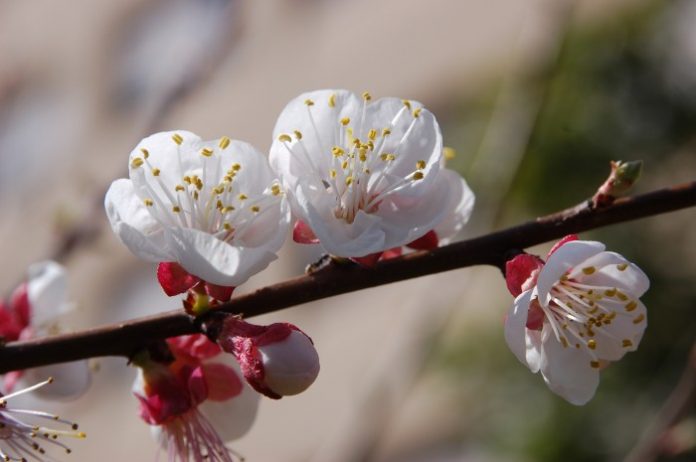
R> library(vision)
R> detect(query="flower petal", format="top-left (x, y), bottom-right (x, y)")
top-left (104, 178), bottom-right (172, 262)
top-left (433, 169), bottom-right (475, 245)
top-left (165, 227), bottom-right (278, 286)
top-left (537, 240), bottom-right (605, 305)
top-left (157, 262), bottom-right (200, 296)
top-left (504, 290), bottom-right (533, 369)
top-left (201, 363), bottom-right (243, 402)
top-left (198, 360), bottom-right (260, 442)
top-left (568, 251), bottom-right (650, 298)
top-left (22, 361), bottom-right (91, 401)
top-left (26, 261), bottom-right (71, 328)
top-left (540, 327), bottom-right (600, 405)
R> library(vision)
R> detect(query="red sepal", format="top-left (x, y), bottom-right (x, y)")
top-left (406, 230), bottom-right (439, 251)
top-left (380, 247), bottom-right (403, 260)
top-left (157, 262), bottom-right (200, 296)
top-left (351, 252), bottom-right (383, 268)
top-left (293, 220), bottom-right (320, 244)
top-left (505, 253), bottom-right (545, 297)
top-left (205, 283), bottom-right (235, 302)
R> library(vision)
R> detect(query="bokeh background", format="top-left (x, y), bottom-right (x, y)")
top-left (0, 0), bottom-right (694, 461)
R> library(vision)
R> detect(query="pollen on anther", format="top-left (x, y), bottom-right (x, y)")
top-left (172, 133), bottom-right (184, 145)
top-left (223, 222), bottom-right (233, 231)
top-left (231, 163), bottom-right (241, 171)
top-left (617, 263), bottom-right (628, 271)
top-left (151, 168), bottom-right (160, 176)
top-left (131, 157), bottom-right (144, 168)
top-left (271, 184), bottom-right (281, 196)
top-left (443, 147), bottom-right (456, 160)
top-left (294, 130), bottom-right (303, 140)
top-left (140, 148), bottom-right (150, 159)
top-left (622, 339), bottom-right (633, 348)
top-left (587, 339), bottom-right (597, 350)
top-left (304, 99), bottom-right (315, 106)
top-left (328, 93), bottom-right (336, 108)
top-left (633, 314), bottom-right (645, 324)
top-left (380, 153), bottom-right (395, 161)
top-left (582, 266), bottom-right (596, 275)
top-left (172, 206), bottom-right (181, 213)
top-left (416, 160), bottom-right (426, 170)
top-left (329, 169), bottom-right (337, 179)
top-left (412, 171), bottom-right (424, 181)
top-left (278, 134), bottom-right (292, 143)
top-left (402, 99), bottom-right (412, 109)
top-left (201, 147), bottom-right (214, 157)
top-left (590, 360), bottom-right (600, 369)
top-left (332, 146), bottom-right (344, 157)
top-left (238, 194), bottom-right (248, 201)
top-left (340, 117), bottom-right (351, 126)
top-left (412, 108), bottom-right (422, 118)
top-left (362, 91), bottom-right (372, 101)
top-left (345, 176), bottom-right (353, 186)
top-left (625, 301), bottom-right (637, 312)
top-left (143, 199), bottom-right (154, 207)
top-left (604, 288), bottom-right (617, 297)
top-left (218, 136), bottom-right (231, 149)
top-left (368, 129), bottom-right (377, 140)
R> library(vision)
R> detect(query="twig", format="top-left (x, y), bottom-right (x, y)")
top-left (0, 180), bottom-right (694, 373)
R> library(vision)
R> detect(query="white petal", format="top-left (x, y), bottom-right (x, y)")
top-left (591, 299), bottom-right (647, 360)
top-left (569, 251), bottom-right (650, 298)
top-left (537, 240), bottom-right (605, 305)
top-left (540, 327), bottom-right (600, 405)
top-left (525, 329), bottom-right (543, 373)
top-left (294, 185), bottom-right (386, 257)
top-left (22, 361), bottom-right (91, 401)
top-left (434, 169), bottom-right (475, 245)
top-left (504, 290), bottom-right (533, 369)
top-left (26, 261), bottom-right (70, 328)
top-left (219, 140), bottom-right (278, 196)
top-left (233, 196), bottom-right (290, 250)
top-left (104, 178), bottom-right (172, 262)
top-left (199, 360), bottom-right (259, 441)
top-left (165, 228), bottom-right (278, 286)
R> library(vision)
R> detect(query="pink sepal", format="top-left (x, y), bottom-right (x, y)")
top-left (293, 220), bottom-right (320, 244)
top-left (351, 252), bottom-right (383, 268)
top-left (547, 234), bottom-right (578, 258)
top-left (202, 363), bottom-right (243, 401)
top-left (406, 230), bottom-right (439, 251)
top-left (157, 262), bottom-right (200, 296)
top-left (505, 254), bottom-right (545, 297)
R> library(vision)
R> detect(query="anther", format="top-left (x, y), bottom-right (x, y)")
top-left (332, 146), bottom-right (344, 157)
top-left (340, 117), bottom-right (351, 126)
top-left (172, 133), bottom-right (184, 145)
top-left (402, 99), bottom-right (412, 109)
top-left (362, 91), bottom-right (372, 101)
top-left (251, 206), bottom-right (260, 213)
top-left (140, 148), bottom-right (149, 159)
top-left (151, 168), bottom-right (160, 176)
top-left (294, 130), bottom-right (303, 140)
top-left (345, 177), bottom-right (353, 186)
top-left (582, 266), bottom-right (596, 275)
top-left (590, 360), bottom-right (600, 369)
top-left (172, 206), bottom-right (181, 213)
top-left (304, 99), bottom-right (315, 106)
top-left (201, 148), bottom-right (214, 157)
top-left (617, 263), bottom-right (628, 271)
top-left (382, 128), bottom-right (391, 136)
top-left (380, 153), bottom-right (396, 161)
top-left (412, 108), bottom-right (422, 118)
top-left (416, 160), bottom-right (426, 170)
top-left (131, 157), bottom-right (144, 168)
top-left (238, 194), bottom-right (248, 201)
top-left (625, 301), bottom-right (637, 312)
top-left (368, 129), bottom-right (377, 140)
top-left (443, 147), bottom-right (456, 160)
top-left (622, 339), bottom-right (633, 348)
top-left (278, 134), bottom-right (292, 143)
top-left (633, 314), bottom-right (645, 324)
top-left (412, 171), bottom-right (424, 181)
top-left (328, 93), bottom-right (336, 108)
top-left (219, 136), bottom-right (231, 149)
top-left (232, 163), bottom-right (241, 171)
top-left (143, 199), bottom-right (154, 207)
top-left (271, 184), bottom-right (282, 196)
top-left (587, 339), bottom-right (597, 350)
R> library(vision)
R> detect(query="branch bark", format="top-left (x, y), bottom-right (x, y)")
top-left (1, 180), bottom-right (694, 373)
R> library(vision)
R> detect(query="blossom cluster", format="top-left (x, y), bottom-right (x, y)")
top-left (0, 88), bottom-right (652, 461)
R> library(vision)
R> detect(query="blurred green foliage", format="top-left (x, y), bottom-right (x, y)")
top-left (433, 2), bottom-right (696, 461)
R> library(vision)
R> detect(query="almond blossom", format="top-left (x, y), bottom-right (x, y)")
top-left (215, 317), bottom-right (320, 399)
top-left (504, 235), bottom-right (650, 405)
top-left (133, 334), bottom-right (259, 462)
top-left (105, 131), bottom-right (290, 300)
top-left (0, 377), bottom-right (86, 461)
top-left (270, 89), bottom-right (472, 261)
top-left (0, 261), bottom-right (90, 400)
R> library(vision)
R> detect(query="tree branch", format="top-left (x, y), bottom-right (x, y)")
top-left (1, 180), bottom-right (694, 373)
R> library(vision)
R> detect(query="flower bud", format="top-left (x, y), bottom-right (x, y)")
top-left (216, 318), bottom-right (320, 399)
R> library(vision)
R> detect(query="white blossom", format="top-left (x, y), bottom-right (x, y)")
top-left (270, 89), bottom-right (467, 258)
top-left (105, 131), bottom-right (290, 287)
top-left (505, 239), bottom-right (649, 405)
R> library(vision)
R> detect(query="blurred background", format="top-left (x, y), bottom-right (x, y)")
top-left (0, 0), bottom-right (695, 460)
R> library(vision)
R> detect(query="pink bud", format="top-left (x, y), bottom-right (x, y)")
top-left (217, 318), bottom-right (320, 399)
top-left (505, 253), bottom-right (544, 297)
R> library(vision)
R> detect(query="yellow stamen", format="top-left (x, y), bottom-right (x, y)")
top-left (328, 93), bottom-right (336, 108)
top-left (443, 147), bottom-right (456, 160)
top-left (219, 136), bottom-right (231, 149)
top-left (294, 130), bottom-right (303, 140)
top-left (304, 99), bottom-right (314, 106)
top-left (412, 171), bottom-right (424, 181)
top-left (131, 157), bottom-right (144, 168)
top-left (416, 160), bottom-right (426, 170)
top-left (340, 117), bottom-right (350, 126)
top-left (143, 199), bottom-right (154, 207)
top-left (278, 134), bottom-right (292, 143)
top-left (201, 147), bottom-right (214, 157)
top-left (151, 168), bottom-right (160, 176)
top-left (582, 266), bottom-right (596, 275)
top-left (172, 133), bottom-right (183, 145)
top-left (587, 339), bottom-right (597, 350)
top-left (362, 91), bottom-right (372, 101)
top-left (140, 148), bottom-right (149, 159)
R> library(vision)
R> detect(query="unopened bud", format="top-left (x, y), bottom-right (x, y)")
top-left (216, 318), bottom-right (320, 399)
top-left (593, 160), bottom-right (643, 207)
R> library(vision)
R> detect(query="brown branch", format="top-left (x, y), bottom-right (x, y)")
top-left (0, 180), bottom-right (694, 373)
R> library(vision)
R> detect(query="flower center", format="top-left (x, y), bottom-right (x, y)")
top-left (130, 134), bottom-right (282, 242)
top-left (278, 94), bottom-right (429, 224)
top-left (536, 267), bottom-right (645, 367)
